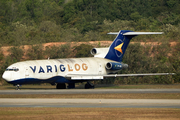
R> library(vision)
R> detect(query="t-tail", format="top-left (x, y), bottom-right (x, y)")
top-left (104, 30), bottom-right (163, 62)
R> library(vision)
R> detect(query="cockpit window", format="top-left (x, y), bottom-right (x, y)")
top-left (6, 68), bottom-right (19, 72)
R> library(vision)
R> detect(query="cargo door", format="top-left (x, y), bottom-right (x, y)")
top-left (98, 63), bottom-right (102, 75)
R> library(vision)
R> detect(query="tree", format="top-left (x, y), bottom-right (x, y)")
top-left (44, 44), bottom-right (70, 59)
top-left (26, 45), bottom-right (44, 60)
top-left (73, 44), bottom-right (93, 57)
top-left (8, 47), bottom-right (24, 62)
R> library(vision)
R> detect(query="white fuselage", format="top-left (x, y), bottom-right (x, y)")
top-left (2, 57), bottom-right (115, 85)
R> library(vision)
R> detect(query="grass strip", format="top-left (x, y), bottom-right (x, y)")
top-left (0, 108), bottom-right (180, 120)
top-left (0, 93), bottom-right (180, 99)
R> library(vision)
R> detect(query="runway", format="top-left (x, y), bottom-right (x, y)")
top-left (0, 98), bottom-right (180, 108)
top-left (1, 89), bottom-right (180, 94)
top-left (0, 89), bottom-right (180, 108)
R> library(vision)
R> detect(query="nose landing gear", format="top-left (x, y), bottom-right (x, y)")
top-left (15, 84), bottom-right (20, 90)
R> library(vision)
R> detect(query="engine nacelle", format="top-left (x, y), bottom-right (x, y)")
top-left (90, 48), bottom-right (109, 58)
top-left (105, 62), bottom-right (128, 70)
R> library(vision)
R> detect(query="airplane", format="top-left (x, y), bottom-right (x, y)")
top-left (2, 30), bottom-right (175, 89)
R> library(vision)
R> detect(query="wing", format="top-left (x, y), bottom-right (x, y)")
top-left (65, 73), bottom-right (175, 80)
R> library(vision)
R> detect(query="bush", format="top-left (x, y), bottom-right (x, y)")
top-left (73, 44), bottom-right (93, 57)
top-left (26, 45), bottom-right (44, 60)
top-left (8, 47), bottom-right (24, 62)
top-left (44, 44), bottom-right (71, 59)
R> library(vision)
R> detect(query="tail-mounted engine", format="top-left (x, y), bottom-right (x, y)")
top-left (90, 48), bottom-right (109, 58)
top-left (105, 62), bottom-right (128, 70)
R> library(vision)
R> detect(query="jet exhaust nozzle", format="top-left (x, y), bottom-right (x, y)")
top-left (105, 62), bottom-right (128, 70)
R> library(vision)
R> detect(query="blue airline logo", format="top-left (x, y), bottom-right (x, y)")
top-left (30, 64), bottom-right (65, 73)
top-left (29, 63), bottom-right (88, 73)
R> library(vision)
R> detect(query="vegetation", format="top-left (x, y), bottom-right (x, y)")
top-left (0, 0), bottom-right (180, 85)
top-left (0, 0), bottom-right (180, 45)
top-left (1, 93), bottom-right (180, 99)
top-left (0, 42), bottom-right (179, 85)
top-left (0, 108), bottom-right (179, 120)
top-left (73, 44), bottom-right (93, 57)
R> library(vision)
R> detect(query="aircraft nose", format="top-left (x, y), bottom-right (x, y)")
top-left (2, 71), bottom-right (11, 82)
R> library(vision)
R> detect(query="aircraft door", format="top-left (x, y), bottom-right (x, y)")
top-left (98, 63), bottom-right (102, 75)
top-left (24, 66), bottom-right (29, 78)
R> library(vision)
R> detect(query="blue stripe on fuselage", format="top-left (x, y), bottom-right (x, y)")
top-left (7, 76), bottom-right (71, 85)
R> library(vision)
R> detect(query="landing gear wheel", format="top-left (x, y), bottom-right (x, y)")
top-left (85, 82), bottom-right (94, 89)
top-left (56, 83), bottom-right (66, 89)
top-left (15, 84), bottom-right (20, 90)
top-left (68, 83), bottom-right (75, 89)
top-left (85, 84), bottom-right (89, 89)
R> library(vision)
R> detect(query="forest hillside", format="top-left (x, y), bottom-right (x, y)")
top-left (0, 0), bottom-right (180, 84)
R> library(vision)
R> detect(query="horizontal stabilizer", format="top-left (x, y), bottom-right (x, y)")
top-left (108, 32), bottom-right (164, 35)
top-left (123, 32), bottom-right (164, 35)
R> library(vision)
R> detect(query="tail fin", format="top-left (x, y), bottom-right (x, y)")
top-left (105, 30), bottom-right (163, 62)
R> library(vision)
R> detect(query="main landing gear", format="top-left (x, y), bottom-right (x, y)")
top-left (56, 83), bottom-right (76, 89)
top-left (85, 81), bottom-right (94, 89)
top-left (15, 84), bottom-right (20, 90)
top-left (56, 83), bottom-right (66, 89)
top-left (56, 82), bottom-right (94, 89)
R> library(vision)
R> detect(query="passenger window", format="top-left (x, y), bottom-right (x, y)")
top-left (15, 68), bottom-right (19, 72)
top-left (5, 68), bottom-right (19, 72)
